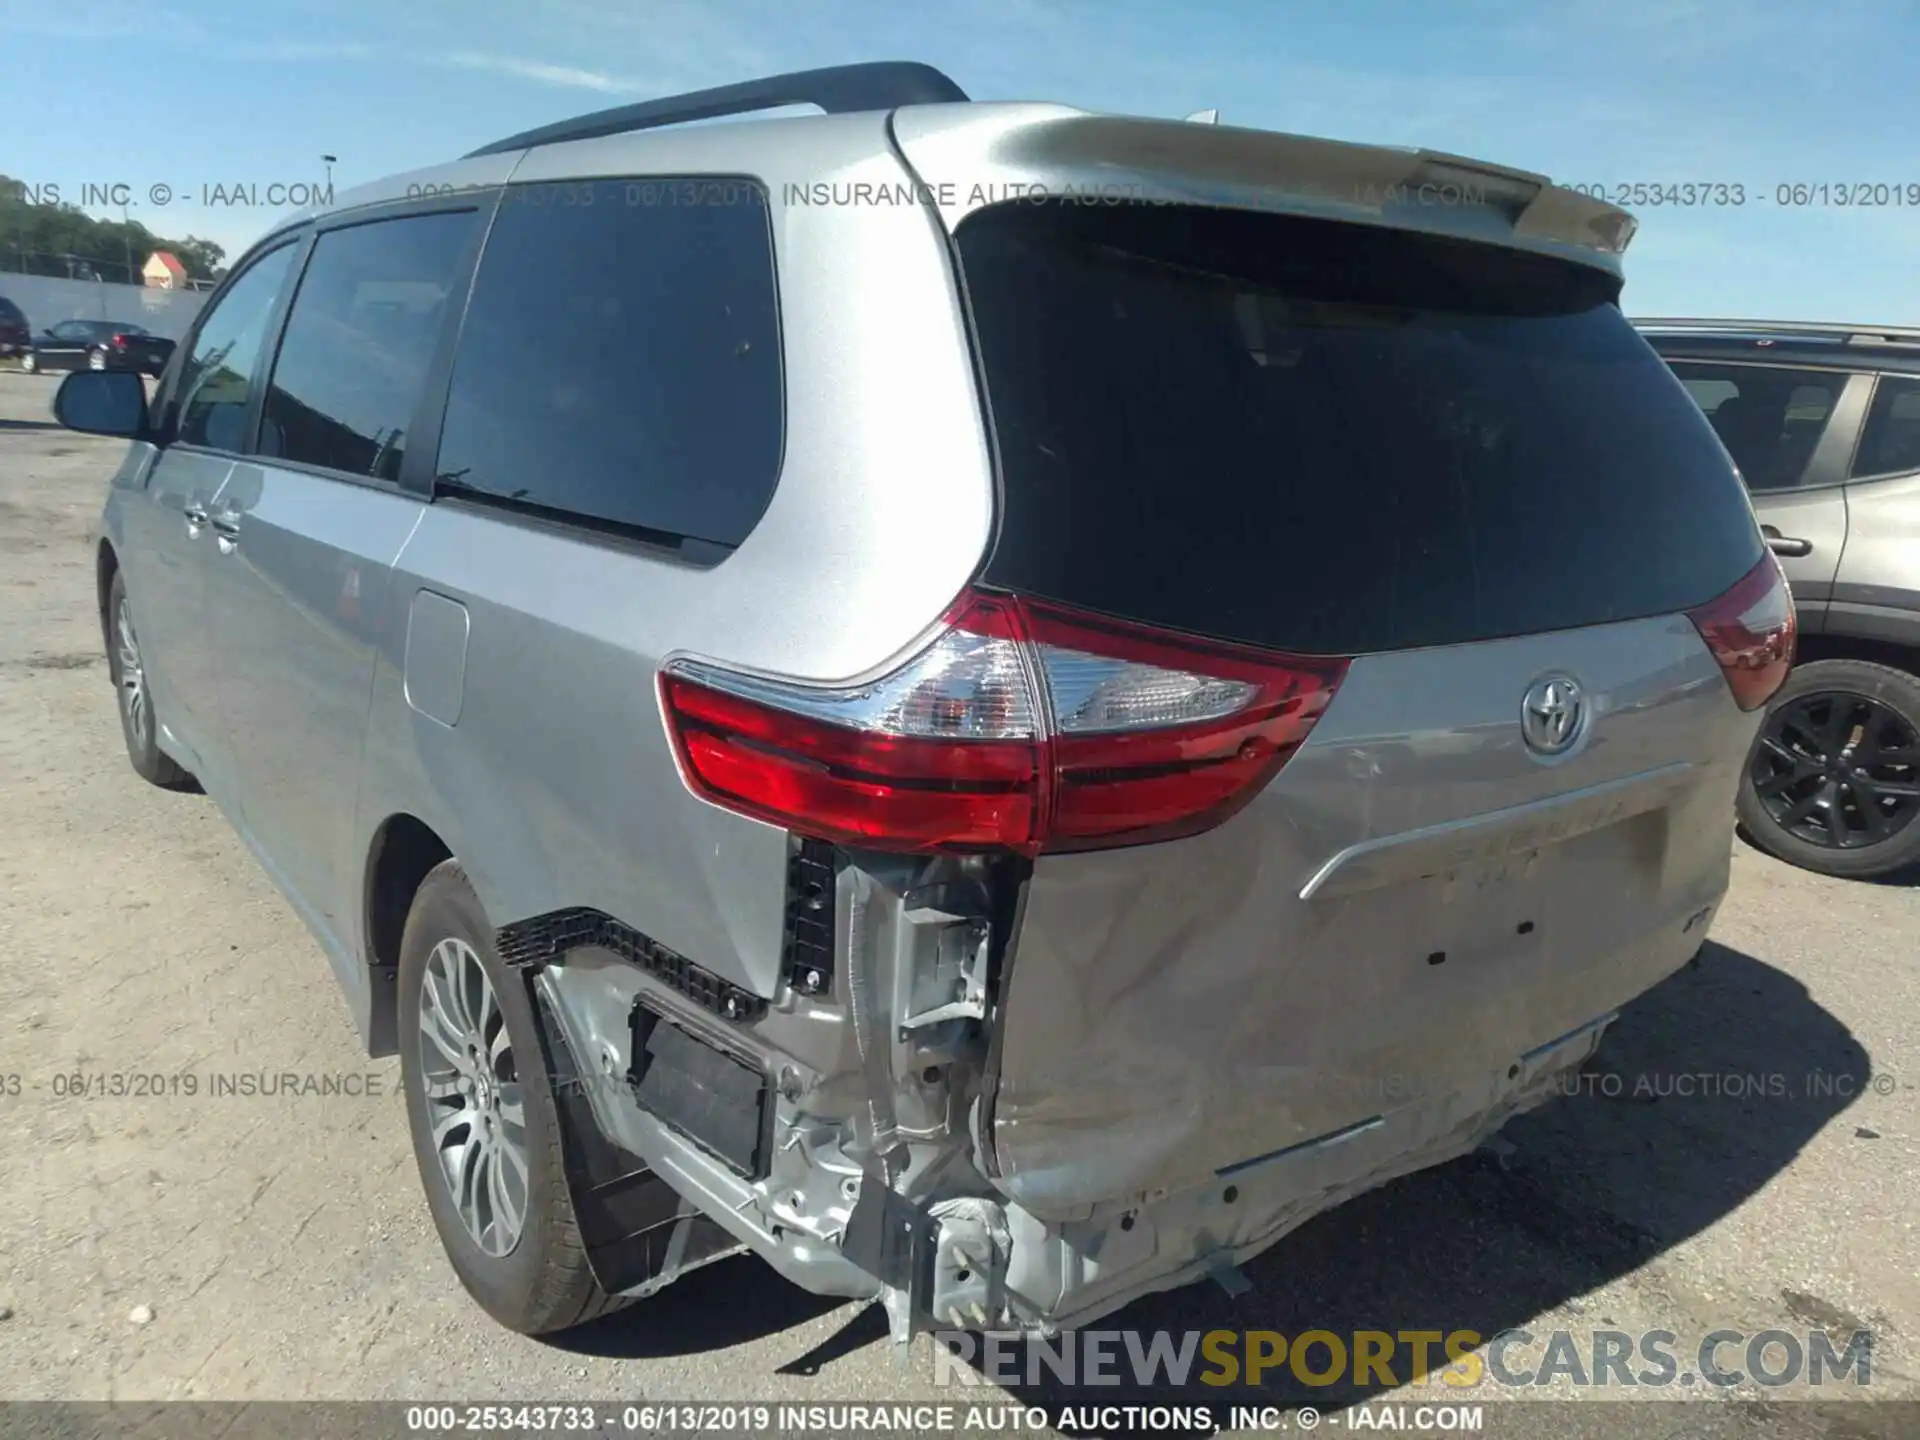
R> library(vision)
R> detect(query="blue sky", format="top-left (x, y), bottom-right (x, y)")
top-left (5, 0), bottom-right (1916, 321)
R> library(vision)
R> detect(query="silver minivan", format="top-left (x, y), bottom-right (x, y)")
top-left (55, 62), bottom-right (1793, 1342)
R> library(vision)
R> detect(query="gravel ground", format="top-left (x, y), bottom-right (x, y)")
top-left (0, 368), bottom-right (1914, 1438)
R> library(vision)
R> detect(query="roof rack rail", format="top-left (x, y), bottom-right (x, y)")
top-left (1631, 316), bottom-right (1920, 344)
top-left (466, 61), bottom-right (969, 159)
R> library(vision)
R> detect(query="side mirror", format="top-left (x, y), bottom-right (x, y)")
top-left (54, 370), bottom-right (150, 439)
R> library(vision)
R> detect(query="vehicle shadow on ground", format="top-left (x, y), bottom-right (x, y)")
top-left (550, 1251), bottom-right (853, 1359)
top-left (1863, 860), bottom-right (1920, 888)
top-left (556, 942), bottom-right (1869, 1399)
top-left (0, 417), bottom-right (62, 431)
top-left (1737, 822), bottom-right (1920, 887)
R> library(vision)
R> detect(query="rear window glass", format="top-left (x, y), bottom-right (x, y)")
top-left (1851, 376), bottom-right (1920, 479)
top-left (959, 202), bottom-right (1763, 657)
top-left (1665, 361), bottom-right (1841, 491)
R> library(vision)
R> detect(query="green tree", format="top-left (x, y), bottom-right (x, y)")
top-left (0, 174), bottom-right (225, 284)
top-left (170, 237), bottom-right (226, 281)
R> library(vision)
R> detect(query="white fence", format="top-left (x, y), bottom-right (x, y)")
top-left (0, 273), bottom-right (207, 340)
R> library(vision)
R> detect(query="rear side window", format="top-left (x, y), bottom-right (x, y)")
top-left (433, 177), bottom-right (782, 553)
top-left (1851, 376), bottom-right (1920, 479)
top-left (177, 243), bottom-right (298, 452)
top-left (958, 202), bottom-right (1763, 657)
top-left (259, 209), bottom-right (480, 482)
top-left (1666, 361), bottom-right (1842, 491)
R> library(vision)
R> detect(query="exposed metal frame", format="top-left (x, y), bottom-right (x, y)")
top-left (466, 61), bottom-right (969, 159)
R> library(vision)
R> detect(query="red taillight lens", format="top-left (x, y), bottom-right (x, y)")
top-left (659, 590), bottom-right (1349, 855)
top-left (1021, 600), bottom-right (1347, 850)
top-left (110, 333), bottom-right (129, 349)
top-left (1686, 552), bottom-right (1796, 711)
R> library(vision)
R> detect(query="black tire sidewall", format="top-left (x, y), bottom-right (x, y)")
top-left (106, 571), bottom-right (168, 782)
top-left (397, 863), bottom-right (579, 1329)
top-left (1737, 658), bottom-right (1920, 878)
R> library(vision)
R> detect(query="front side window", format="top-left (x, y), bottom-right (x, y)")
top-left (176, 243), bottom-right (298, 452)
top-left (258, 209), bottom-right (480, 482)
top-left (432, 177), bottom-right (783, 553)
top-left (1666, 360), bottom-right (1842, 491)
top-left (1851, 376), bottom-right (1920, 479)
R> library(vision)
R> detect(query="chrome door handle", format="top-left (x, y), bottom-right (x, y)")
top-left (183, 502), bottom-right (208, 536)
top-left (211, 510), bottom-right (242, 554)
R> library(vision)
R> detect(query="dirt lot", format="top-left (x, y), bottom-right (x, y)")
top-left (0, 367), bottom-right (1915, 1435)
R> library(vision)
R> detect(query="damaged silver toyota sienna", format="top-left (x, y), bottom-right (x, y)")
top-left (57, 62), bottom-right (1795, 1342)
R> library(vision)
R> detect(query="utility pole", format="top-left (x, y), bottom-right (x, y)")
top-left (321, 154), bottom-right (337, 191)
top-left (119, 200), bottom-right (136, 285)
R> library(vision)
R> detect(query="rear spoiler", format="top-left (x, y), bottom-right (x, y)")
top-left (891, 107), bottom-right (1637, 276)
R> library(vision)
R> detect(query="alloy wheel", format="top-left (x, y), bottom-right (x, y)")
top-left (416, 937), bottom-right (530, 1257)
top-left (1750, 690), bottom-right (1920, 849)
top-left (115, 597), bottom-right (150, 748)
top-left (88, 349), bottom-right (106, 371)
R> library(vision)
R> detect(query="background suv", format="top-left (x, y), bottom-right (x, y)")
top-left (54, 63), bottom-right (1791, 1343)
top-left (1641, 319), bottom-right (1920, 878)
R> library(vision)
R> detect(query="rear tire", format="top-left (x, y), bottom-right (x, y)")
top-left (106, 571), bottom-right (192, 788)
top-left (19, 351), bottom-right (35, 374)
top-left (398, 860), bottom-right (632, 1334)
top-left (1736, 657), bottom-right (1920, 879)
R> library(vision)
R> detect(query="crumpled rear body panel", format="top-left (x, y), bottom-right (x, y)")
top-left (985, 613), bottom-right (1757, 1219)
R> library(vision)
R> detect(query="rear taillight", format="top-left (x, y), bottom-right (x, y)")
top-left (110, 333), bottom-right (129, 349)
top-left (1686, 552), bottom-right (1796, 711)
top-left (659, 589), bottom-right (1348, 855)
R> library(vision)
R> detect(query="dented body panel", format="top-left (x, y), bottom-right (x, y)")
top-left (983, 614), bottom-right (1753, 1221)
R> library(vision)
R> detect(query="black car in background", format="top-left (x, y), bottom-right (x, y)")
top-left (18, 319), bottom-right (175, 377)
top-left (0, 295), bottom-right (29, 357)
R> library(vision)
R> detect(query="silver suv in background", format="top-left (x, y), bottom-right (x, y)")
top-left (55, 63), bottom-right (1792, 1343)
top-left (1641, 319), bottom-right (1920, 879)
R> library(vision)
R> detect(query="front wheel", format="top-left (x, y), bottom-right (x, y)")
top-left (1737, 657), bottom-right (1920, 879)
top-left (398, 861), bottom-right (632, 1334)
top-left (106, 571), bottom-right (191, 788)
